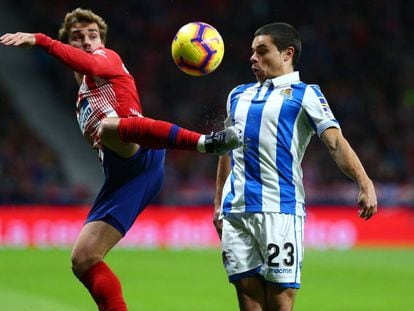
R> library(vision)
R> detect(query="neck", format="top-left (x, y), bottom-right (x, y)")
top-left (73, 71), bottom-right (83, 85)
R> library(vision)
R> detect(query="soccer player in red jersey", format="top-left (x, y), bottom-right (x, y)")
top-left (1, 8), bottom-right (241, 310)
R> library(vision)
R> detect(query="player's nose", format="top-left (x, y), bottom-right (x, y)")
top-left (83, 37), bottom-right (92, 46)
top-left (83, 41), bottom-right (91, 50)
top-left (250, 52), bottom-right (258, 63)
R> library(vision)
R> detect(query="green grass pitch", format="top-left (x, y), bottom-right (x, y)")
top-left (1, 248), bottom-right (413, 310)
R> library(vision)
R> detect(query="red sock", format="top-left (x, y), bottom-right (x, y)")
top-left (118, 117), bottom-right (202, 150)
top-left (80, 261), bottom-right (127, 311)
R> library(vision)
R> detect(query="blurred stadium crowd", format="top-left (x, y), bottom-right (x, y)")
top-left (1, 0), bottom-right (413, 206)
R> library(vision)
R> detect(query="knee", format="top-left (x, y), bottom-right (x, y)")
top-left (97, 118), bottom-right (120, 145)
top-left (71, 252), bottom-right (102, 278)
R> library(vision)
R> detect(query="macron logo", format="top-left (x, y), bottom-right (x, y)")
top-left (268, 268), bottom-right (293, 275)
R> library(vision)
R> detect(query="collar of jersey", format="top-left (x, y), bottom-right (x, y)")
top-left (258, 71), bottom-right (300, 88)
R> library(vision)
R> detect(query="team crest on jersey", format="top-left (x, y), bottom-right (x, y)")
top-left (280, 88), bottom-right (293, 99)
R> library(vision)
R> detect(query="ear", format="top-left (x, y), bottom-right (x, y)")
top-left (283, 46), bottom-right (295, 62)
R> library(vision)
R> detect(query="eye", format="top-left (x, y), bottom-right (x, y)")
top-left (256, 49), bottom-right (267, 56)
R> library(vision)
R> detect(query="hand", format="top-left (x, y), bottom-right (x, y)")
top-left (0, 32), bottom-right (36, 48)
top-left (212, 206), bottom-right (223, 240)
top-left (358, 180), bottom-right (378, 220)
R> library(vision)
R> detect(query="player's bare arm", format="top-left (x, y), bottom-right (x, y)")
top-left (0, 32), bottom-right (36, 48)
top-left (321, 127), bottom-right (378, 220)
top-left (213, 154), bottom-right (231, 238)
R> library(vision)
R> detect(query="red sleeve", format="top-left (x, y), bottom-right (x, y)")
top-left (34, 33), bottom-right (123, 77)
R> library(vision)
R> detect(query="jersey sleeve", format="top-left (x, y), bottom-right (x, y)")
top-left (34, 33), bottom-right (123, 78)
top-left (302, 84), bottom-right (340, 137)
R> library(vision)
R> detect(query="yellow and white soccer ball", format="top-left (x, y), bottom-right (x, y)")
top-left (171, 22), bottom-right (224, 76)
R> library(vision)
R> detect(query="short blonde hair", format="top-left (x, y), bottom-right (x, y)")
top-left (58, 8), bottom-right (108, 43)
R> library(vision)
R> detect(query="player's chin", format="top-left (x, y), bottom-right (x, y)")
top-left (253, 70), bottom-right (265, 83)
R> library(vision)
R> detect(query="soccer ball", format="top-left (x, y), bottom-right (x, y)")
top-left (171, 22), bottom-right (224, 76)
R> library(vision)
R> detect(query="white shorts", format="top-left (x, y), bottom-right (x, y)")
top-left (221, 212), bottom-right (305, 288)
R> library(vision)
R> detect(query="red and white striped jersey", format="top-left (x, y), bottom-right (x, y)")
top-left (35, 33), bottom-right (142, 146)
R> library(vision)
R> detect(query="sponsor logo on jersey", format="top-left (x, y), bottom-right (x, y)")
top-left (78, 99), bottom-right (93, 132)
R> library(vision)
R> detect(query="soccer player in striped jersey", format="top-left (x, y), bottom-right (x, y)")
top-left (213, 23), bottom-right (377, 311)
top-left (0, 8), bottom-right (241, 311)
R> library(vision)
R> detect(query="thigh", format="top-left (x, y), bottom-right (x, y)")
top-left (89, 147), bottom-right (165, 236)
top-left (72, 221), bottom-right (122, 265)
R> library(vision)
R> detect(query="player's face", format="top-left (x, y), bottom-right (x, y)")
top-left (68, 23), bottom-right (103, 53)
top-left (250, 35), bottom-right (291, 84)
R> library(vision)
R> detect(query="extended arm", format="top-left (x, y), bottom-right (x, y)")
top-left (0, 32), bottom-right (36, 48)
top-left (321, 127), bottom-right (377, 220)
top-left (213, 155), bottom-right (231, 238)
top-left (1, 32), bottom-right (121, 77)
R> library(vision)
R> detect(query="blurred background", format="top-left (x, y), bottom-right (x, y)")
top-left (1, 0), bottom-right (413, 206)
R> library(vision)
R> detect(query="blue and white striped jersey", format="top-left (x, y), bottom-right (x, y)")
top-left (221, 71), bottom-right (340, 216)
